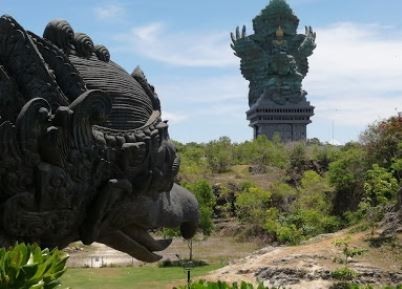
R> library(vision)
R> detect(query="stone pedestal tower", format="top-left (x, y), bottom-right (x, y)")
top-left (231, 0), bottom-right (316, 142)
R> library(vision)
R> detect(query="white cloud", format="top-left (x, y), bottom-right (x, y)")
top-left (157, 74), bottom-right (247, 105)
top-left (113, 21), bottom-right (402, 142)
top-left (161, 111), bottom-right (188, 125)
top-left (94, 3), bottom-right (126, 21)
top-left (114, 22), bottom-right (236, 67)
top-left (305, 22), bottom-right (402, 128)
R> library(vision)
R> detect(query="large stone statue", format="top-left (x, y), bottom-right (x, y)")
top-left (0, 15), bottom-right (199, 262)
top-left (231, 0), bottom-right (316, 142)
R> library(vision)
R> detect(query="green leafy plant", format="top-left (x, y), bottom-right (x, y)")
top-left (205, 137), bottom-right (233, 173)
top-left (328, 144), bottom-right (368, 214)
top-left (363, 164), bottom-right (399, 206)
top-left (331, 237), bottom-right (367, 286)
top-left (0, 243), bottom-right (69, 289)
top-left (334, 238), bottom-right (368, 266)
top-left (184, 180), bottom-right (216, 236)
top-left (236, 184), bottom-right (271, 227)
top-left (331, 266), bottom-right (357, 281)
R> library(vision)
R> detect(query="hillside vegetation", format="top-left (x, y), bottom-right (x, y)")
top-left (173, 115), bottom-right (402, 245)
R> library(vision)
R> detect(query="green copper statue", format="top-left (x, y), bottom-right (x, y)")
top-left (231, 0), bottom-right (316, 141)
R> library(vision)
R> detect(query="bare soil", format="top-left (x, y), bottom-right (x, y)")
top-left (205, 230), bottom-right (402, 288)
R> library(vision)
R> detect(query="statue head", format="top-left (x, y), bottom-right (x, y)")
top-left (0, 15), bottom-right (199, 262)
top-left (253, 0), bottom-right (299, 37)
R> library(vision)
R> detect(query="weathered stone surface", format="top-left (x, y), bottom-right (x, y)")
top-left (0, 15), bottom-right (199, 262)
top-left (256, 266), bottom-right (402, 287)
top-left (231, 0), bottom-right (315, 141)
top-left (206, 231), bottom-right (402, 289)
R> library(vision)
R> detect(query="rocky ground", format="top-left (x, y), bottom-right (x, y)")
top-left (205, 230), bottom-right (402, 289)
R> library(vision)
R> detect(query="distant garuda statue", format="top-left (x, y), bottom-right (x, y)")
top-left (231, 0), bottom-right (316, 107)
top-left (0, 15), bottom-right (199, 262)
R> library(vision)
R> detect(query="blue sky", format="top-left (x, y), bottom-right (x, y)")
top-left (1, 0), bottom-right (402, 144)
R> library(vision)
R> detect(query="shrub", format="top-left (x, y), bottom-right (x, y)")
top-left (158, 258), bottom-right (208, 268)
top-left (363, 164), bottom-right (399, 206)
top-left (205, 137), bottom-right (233, 173)
top-left (234, 135), bottom-right (287, 168)
top-left (276, 224), bottom-right (303, 245)
top-left (0, 243), bottom-right (68, 289)
top-left (184, 180), bottom-right (216, 235)
top-left (294, 209), bottom-right (341, 236)
top-left (174, 141), bottom-right (210, 182)
top-left (334, 237), bottom-right (367, 266)
top-left (331, 266), bottom-right (357, 281)
top-left (270, 183), bottom-right (297, 212)
top-left (331, 237), bottom-right (367, 287)
top-left (236, 184), bottom-right (271, 227)
top-left (328, 144), bottom-right (368, 214)
top-left (289, 142), bottom-right (307, 171)
top-left (360, 115), bottom-right (402, 169)
top-left (297, 170), bottom-right (334, 213)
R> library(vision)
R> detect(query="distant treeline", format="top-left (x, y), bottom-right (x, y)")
top-left (172, 115), bottom-right (402, 244)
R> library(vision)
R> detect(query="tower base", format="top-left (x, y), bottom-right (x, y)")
top-left (247, 99), bottom-right (314, 142)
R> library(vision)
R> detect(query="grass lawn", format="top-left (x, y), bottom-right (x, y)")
top-left (62, 264), bottom-right (222, 289)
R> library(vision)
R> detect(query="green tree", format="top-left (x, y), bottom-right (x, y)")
top-left (175, 141), bottom-right (209, 180)
top-left (236, 184), bottom-right (271, 227)
top-left (184, 180), bottom-right (216, 235)
top-left (205, 137), bottom-right (233, 173)
top-left (363, 164), bottom-right (399, 206)
top-left (328, 144), bottom-right (367, 214)
top-left (298, 170), bottom-right (334, 213)
top-left (290, 142), bottom-right (307, 167)
top-left (391, 154), bottom-right (402, 182)
top-left (287, 142), bottom-right (307, 185)
top-left (360, 115), bottom-right (402, 169)
top-left (234, 135), bottom-right (287, 168)
top-left (270, 182), bottom-right (297, 212)
top-left (332, 237), bottom-right (367, 283)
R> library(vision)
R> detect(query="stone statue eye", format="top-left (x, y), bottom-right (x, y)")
top-left (50, 175), bottom-right (64, 188)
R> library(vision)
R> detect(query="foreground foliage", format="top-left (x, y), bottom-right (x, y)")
top-left (0, 243), bottom-right (68, 289)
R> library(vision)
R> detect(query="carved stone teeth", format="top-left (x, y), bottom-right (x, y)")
top-left (124, 133), bottom-right (136, 143)
top-left (143, 127), bottom-right (151, 136)
top-left (135, 131), bottom-right (146, 141)
top-left (104, 134), bottom-right (117, 146)
top-left (93, 130), bottom-right (106, 145)
top-left (115, 135), bottom-right (125, 147)
top-left (150, 129), bottom-right (158, 137)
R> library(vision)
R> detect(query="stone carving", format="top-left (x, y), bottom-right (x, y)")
top-left (0, 15), bottom-right (199, 262)
top-left (231, 0), bottom-right (316, 142)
